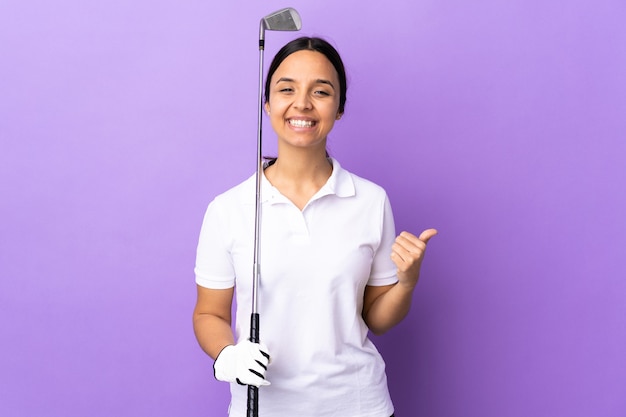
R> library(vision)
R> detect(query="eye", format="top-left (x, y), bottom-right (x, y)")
top-left (279, 87), bottom-right (294, 93)
top-left (314, 90), bottom-right (330, 96)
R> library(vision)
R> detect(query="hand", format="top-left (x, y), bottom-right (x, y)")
top-left (213, 340), bottom-right (271, 387)
top-left (391, 229), bottom-right (438, 289)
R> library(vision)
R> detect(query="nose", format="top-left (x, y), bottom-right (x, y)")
top-left (293, 91), bottom-right (312, 110)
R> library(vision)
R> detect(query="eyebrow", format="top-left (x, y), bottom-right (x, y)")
top-left (275, 77), bottom-right (336, 90)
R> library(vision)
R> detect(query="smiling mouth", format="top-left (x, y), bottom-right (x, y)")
top-left (288, 119), bottom-right (316, 128)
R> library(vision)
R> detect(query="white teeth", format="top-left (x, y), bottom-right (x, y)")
top-left (289, 119), bottom-right (314, 128)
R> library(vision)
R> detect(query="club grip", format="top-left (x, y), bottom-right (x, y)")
top-left (249, 313), bottom-right (260, 343)
top-left (247, 313), bottom-right (260, 417)
top-left (247, 385), bottom-right (259, 417)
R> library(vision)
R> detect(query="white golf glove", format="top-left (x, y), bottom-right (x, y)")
top-left (213, 340), bottom-right (271, 387)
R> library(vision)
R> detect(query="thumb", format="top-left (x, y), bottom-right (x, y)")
top-left (418, 228), bottom-right (438, 244)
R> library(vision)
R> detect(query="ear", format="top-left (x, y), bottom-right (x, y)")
top-left (336, 112), bottom-right (343, 120)
top-left (264, 102), bottom-right (271, 115)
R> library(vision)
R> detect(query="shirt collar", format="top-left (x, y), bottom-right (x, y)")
top-left (258, 157), bottom-right (355, 205)
top-left (320, 157), bottom-right (355, 198)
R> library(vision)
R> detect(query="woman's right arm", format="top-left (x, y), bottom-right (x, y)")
top-left (192, 285), bottom-right (236, 359)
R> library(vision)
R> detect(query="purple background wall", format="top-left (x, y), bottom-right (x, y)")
top-left (1, 0), bottom-right (624, 416)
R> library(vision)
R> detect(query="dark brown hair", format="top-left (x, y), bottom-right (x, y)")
top-left (264, 37), bottom-right (348, 114)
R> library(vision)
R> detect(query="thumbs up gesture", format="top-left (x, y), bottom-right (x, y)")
top-left (391, 229), bottom-right (438, 289)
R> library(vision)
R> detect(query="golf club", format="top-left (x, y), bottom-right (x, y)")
top-left (250, 7), bottom-right (302, 417)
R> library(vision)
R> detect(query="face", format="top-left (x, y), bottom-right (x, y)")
top-left (265, 50), bottom-right (342, 152)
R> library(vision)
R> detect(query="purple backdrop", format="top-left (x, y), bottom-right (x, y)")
top-left (1, 0), bottom-right (625, 416)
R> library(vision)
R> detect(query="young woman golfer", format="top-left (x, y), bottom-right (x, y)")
top-left (193, 36), bottom-right (437, 417)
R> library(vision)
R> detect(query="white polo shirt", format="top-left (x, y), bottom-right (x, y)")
top-left (195, 158), bottom-right (398, 417)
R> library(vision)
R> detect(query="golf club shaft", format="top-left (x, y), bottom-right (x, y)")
top-left (248, 10), bottom-right (301, 416)
top-left (252, 45), bottom-right (264, 317)
top-left (248, 25), bottom-right (265, 417)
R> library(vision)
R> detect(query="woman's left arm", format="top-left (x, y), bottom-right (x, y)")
top-left (362, 229), bottom-right (438, 335)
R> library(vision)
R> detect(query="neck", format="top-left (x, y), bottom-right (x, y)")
top-left (269, 146), bottom-right (331, 182)
top-left (264, 148), bottom-right (333, 210)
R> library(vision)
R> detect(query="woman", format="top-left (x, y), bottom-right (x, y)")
top-left (193, 36), bottom-right (437, 417)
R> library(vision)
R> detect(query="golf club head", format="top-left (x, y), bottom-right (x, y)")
top-left (259, 7), bottom-right (302, 41)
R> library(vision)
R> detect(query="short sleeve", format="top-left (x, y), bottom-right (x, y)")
top-left (367, 193), bottom-right (399, 286)
top-left (194, 198), bottom-right (236, 289)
